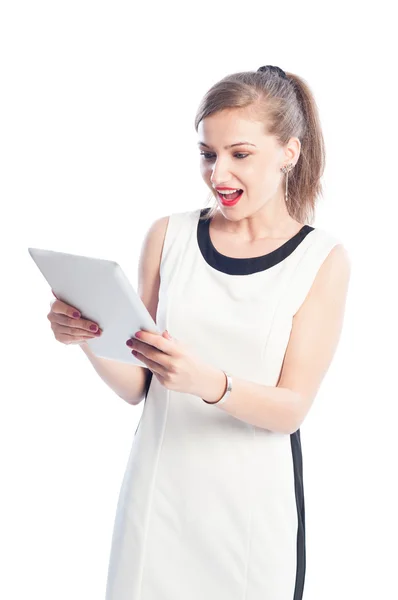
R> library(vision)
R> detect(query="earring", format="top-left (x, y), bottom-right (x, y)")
top-left (280, 163), bottom-right (294, 202)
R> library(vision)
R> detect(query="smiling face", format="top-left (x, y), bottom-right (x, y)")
top-left (198, 108), bottom-right (300, 221)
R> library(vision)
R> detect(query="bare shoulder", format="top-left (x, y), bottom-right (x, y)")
top-left (277, 243), bottom-right (352, 431)
top-left (299, 242), bottom-right (352, 311)
top-left (138, 215), bottom-right (170, 270)
top-left (318, 242), bottom-right (351, 282)
top-left (144, 215), bottom-right (170, 248)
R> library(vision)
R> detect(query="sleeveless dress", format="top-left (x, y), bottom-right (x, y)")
top-left (105, 206), bottom-right (342, 600)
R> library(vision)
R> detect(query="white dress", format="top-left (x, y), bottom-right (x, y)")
top-left (105, 206), bottom-right (341, 600)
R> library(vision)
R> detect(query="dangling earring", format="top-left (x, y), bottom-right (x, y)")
top-left (280, 163), bottom-right (294, 202)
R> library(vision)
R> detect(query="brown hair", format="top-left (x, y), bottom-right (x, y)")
top-left (194, 67), bottom-right (325, 225)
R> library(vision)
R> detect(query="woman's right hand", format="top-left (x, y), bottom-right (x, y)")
top-left (47, 291), bottom-right (102, 346)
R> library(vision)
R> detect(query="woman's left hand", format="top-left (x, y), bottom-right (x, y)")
top-left (126, 329), bottom-right (214, 396)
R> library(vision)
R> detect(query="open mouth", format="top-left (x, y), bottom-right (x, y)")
top-left (217, 189), bottom-right (244, 206)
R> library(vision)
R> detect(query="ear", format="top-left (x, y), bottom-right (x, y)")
top-left (285, 136), bottom-right (301, 165)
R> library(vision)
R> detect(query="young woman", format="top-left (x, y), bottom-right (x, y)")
top-left (52, 64), bottom-right (350, 600)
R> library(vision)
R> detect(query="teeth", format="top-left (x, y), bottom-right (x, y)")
top-left (218, 189), bottom-right (240, 195)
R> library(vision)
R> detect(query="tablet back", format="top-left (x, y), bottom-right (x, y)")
top-left (28, 247), bottom-right (161, 364)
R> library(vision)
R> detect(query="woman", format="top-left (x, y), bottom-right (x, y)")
top-left (105, 65), bottom-right (351, 599)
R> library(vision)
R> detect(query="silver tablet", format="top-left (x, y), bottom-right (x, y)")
top-left (28, 247), bottom-right (162, 365)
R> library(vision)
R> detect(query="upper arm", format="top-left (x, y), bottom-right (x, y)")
top-left (137, 215), bottom-right (170, 323)
top-left (122, 215), bottom-right (170, 404)
top-left (277, 244), bottom-right (352, 431)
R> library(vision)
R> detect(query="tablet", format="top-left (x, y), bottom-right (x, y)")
top-left (28, 247), bottom-right (162, 365)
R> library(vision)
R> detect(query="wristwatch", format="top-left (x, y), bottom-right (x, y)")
top-left (202, 371), bottom-right (232, 405)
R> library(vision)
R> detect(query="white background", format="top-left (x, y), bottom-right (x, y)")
top-left (1, 1), bottom-right (396, 598)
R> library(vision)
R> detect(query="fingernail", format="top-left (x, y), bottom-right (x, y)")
top-left (73, 311), bottom-right (80, 318)
top-left (126, 339), bottom-right (133, 347)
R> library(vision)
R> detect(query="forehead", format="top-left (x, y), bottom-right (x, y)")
top-left (198, 109), bottom-right (270, 144)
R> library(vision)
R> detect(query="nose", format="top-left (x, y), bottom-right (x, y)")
top-left (209, 157), bottom-right (233, 187)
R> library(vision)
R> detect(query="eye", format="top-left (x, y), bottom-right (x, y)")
top-left (200, 152), bottom-right (249, 160)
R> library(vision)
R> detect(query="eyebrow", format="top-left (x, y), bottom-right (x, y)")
top-left (197, 141), bottom-right (257, 149)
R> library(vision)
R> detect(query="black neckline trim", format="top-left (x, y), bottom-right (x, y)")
top-left (197, 207), bottom-right (315, 275)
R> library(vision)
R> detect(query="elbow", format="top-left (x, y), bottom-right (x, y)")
top-left (285, 391), bottom-right (303, 435)
top-left (123, 393), bottom-right (145, 406)
top-left (287, 421), bottom-right (301, 435)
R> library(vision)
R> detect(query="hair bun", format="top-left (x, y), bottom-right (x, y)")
top-left (257, 65), bottom-right (287, 79)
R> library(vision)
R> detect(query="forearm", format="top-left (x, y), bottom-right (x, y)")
top-left (198, 366), bottom-right (300, 435)
top-left (80, 342), bottom-right (149, 405)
